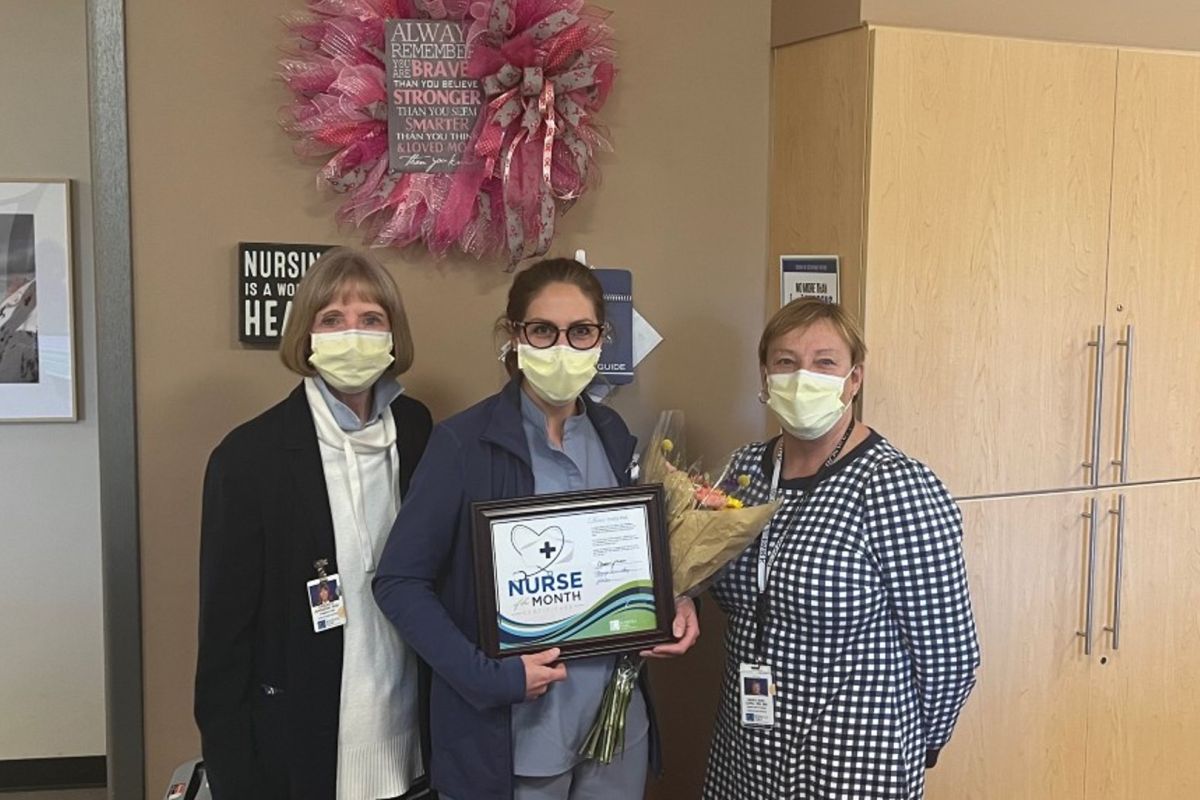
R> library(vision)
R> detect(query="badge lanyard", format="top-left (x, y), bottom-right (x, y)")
top-left (753, 418), bottom-right (856, 661)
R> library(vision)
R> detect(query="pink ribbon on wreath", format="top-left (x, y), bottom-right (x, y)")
top-left (468, 1), bottom-right (604, 260)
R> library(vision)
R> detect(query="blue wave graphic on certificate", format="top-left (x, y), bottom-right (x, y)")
top-left (498, 580), bottom-right (657, 649)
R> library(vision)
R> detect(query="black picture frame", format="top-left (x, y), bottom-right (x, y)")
top-left (471, 484), bottom-right (676, 660)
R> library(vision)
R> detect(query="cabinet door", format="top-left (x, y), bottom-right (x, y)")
top-left (863, 28), bottom-right (1117, 497)
top-left (926, 493), bottom-right (1095, 800)
top-left (1104, 50), bottom-right (1200, 484)
top-left (1084, 481), bottom-right (1200, 799)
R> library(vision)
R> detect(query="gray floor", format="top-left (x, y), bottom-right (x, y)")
top-left (0, 791), bottom-right (106, 800)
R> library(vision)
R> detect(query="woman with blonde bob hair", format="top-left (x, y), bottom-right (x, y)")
top-left (703, 298), bottom-right (980, 800)
top-left (196, 247), bottom-right (434, 799)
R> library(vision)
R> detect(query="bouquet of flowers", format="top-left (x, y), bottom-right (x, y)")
top-left (579, 411), bottom-right (778, 762)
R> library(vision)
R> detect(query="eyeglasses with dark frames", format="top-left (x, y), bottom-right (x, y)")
top-left (514, 320), bottom-right (607, 350)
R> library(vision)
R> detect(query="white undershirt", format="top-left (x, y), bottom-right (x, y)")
top-left (305, 378), bottom-right (422, 800)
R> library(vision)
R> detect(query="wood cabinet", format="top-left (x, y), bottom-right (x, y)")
top-left (863, 29), bottom-right (1117, 499)
top-left (925, 481), bottom-right (1200, 800)
top-left (925, 492), bottom-right (1094, 800)
top-left (1104, 49), bottom-right (1200, 485)
top-left (771, 27), bottom-right (1200, 497)
top-left (1083, 481), bottom-right (1200, 799)
top-left (772, 26), bottom-right (1200, 799)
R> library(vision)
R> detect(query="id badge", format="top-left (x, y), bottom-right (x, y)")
top-left (738, 663), bottom-right (776, 728)
top-left (306, 574), bottom-right (347, 633)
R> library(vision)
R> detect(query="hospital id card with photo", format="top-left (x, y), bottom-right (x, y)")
top-left (306, 574), bottom-right (347, 633)
top-left (739, 663), bottom-right (776, 728)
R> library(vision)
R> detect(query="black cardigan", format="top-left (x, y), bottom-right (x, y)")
top-left (195, 383), bottom-right (433, 799)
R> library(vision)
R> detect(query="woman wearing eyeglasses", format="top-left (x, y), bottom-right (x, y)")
top-left (373, 258), bottom-right (700, 800)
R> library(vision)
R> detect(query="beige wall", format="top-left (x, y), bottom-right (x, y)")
top-left (0, 0), bottom-right (106, 760)
top-left (127, 0), bottom-right (771, 794)
top-left (772, 0), bottom-right (861, 47)
top-left (774, 0), bottom-right (1200, 51)
top-left (864, 0), bottom-right (1200, 51)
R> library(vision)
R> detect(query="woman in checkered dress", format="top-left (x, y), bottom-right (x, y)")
top-left (702, 300), bottom-right (980, 800)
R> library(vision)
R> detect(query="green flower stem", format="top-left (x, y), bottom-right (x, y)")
top-left (579, 654), bottom-right (644, 764)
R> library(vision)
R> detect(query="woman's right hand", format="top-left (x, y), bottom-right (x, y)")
top-left (520, 647), bottom-right (567, 700)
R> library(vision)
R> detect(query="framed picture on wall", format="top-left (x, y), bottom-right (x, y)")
top-left (0, 180), bottom-right (75, 421)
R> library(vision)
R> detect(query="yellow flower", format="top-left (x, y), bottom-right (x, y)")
top-left (737, 474), bottom-right (751, 488)
top-left (661, 438), bottom-right (675, 454)
top-left (725, 497), bottom-right (745, 509)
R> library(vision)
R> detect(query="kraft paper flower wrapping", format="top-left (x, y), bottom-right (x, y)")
top-left (580, 411), bottom-right (777, 763)
top-left (642, 411), bottom-right (779, 596)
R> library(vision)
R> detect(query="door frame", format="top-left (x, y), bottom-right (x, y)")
top-left (87, 0), bottom-right (144, 797)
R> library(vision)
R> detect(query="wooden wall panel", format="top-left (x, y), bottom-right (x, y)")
top-left (862, 28), bottom-right (1117, 496)
top-left (769, 27), bottom-right (870, 326)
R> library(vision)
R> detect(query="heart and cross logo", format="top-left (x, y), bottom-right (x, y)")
top-left (510, 524), bottom-right (571, 574)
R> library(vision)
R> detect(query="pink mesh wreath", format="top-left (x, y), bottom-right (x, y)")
top-left (279, 0), bottom-right (615, 266)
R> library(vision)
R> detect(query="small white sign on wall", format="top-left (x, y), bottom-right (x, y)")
top-left (780, 255), bottom-right (839, 306)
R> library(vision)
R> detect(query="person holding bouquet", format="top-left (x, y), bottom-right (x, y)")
top-left (373, 258), bottom-right (700, 800)
top-left (703, 299), bottom-right (980, 800)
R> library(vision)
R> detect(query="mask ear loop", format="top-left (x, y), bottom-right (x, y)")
top-left (758, 367), bottom-right (769, 404)
top-left (498, 319), bottom-right (520, 362)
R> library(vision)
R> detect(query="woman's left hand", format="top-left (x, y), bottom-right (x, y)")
top-left (641, 596), bottom-right (700, 658)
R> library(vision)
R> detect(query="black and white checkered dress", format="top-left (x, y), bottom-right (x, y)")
top-left (703, 433), bottom-right (980, 800)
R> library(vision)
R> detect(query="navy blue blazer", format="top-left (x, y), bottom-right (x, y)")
top-left (373, 376), bottom-right (658, 800)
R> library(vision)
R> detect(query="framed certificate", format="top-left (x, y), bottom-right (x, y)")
top-left (471, 485), bottom-right (676, 659)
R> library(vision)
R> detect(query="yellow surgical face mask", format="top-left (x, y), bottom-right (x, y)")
top-left (308, 330), bottom-right (394, 393)
top-left (765, 369), bottom-right (851, 440)
top-left (517, 344), bottom-right (600, 406)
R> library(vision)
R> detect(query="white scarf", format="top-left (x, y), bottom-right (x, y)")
top-left (304, 378), bottom-right (399, 573)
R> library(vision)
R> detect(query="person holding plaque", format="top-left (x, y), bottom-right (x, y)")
top-left (196, 248), bottom-right (433, 800)
top-left (702, 299), bottom-right (980, 800)
top-left (373, 258), bottom-right (700, 800)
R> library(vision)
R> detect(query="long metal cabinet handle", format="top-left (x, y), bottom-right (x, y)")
top-left (1083, 326), bottom-right (1106, 486)
top-left (1111, 325), bottom-right (1134, 483)
top-left (1077, 497), bottom-right (1099, 655)
top-left (1103, 494), bottom-right (1126, 650)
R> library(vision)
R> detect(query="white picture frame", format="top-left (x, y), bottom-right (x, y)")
top-left (0, 180), bottom-right (76, 421)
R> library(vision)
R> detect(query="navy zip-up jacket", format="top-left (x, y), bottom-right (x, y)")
top-left (373, 376), bottom-right (658, 800)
